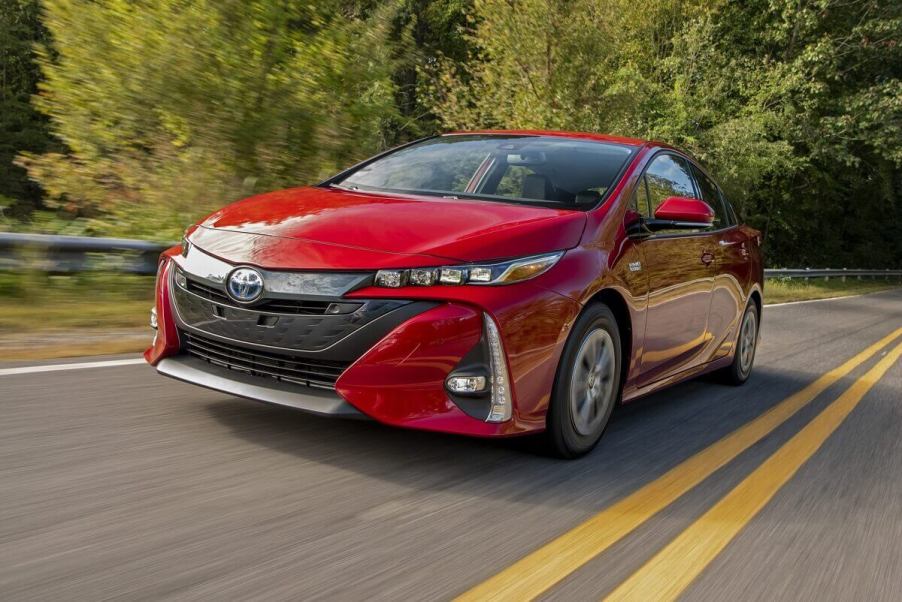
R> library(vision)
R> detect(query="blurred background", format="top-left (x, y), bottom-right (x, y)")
top-left (1, 0), bottom-right (900, 359)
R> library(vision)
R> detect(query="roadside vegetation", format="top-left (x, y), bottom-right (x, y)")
top-left (0, 272), bottom-right (153, 332)
top-left (763, 278), bottom-right (902, 305)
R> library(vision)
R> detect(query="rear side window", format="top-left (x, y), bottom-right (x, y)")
top-left (644, 154), bottom-right (696, 216)
top-left (690, 165), bottom-right (730, 229)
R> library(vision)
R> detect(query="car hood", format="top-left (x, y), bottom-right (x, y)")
top-left (190, 186), bottom-right (587, 270)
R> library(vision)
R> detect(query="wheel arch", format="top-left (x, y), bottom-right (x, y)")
top-left (585, 287), bottom-right (633, 399)
top-left (749, 286), bottom-right (763, 326)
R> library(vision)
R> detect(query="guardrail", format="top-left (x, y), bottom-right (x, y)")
top-left (764, 268), bottom-right (902, 280)
top-left (0, 232), bottom-right (167, 274)
top-left (1, 233), bottom-right (900, 278)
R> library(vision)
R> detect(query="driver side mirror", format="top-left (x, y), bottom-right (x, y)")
top-left (653, 196), bottom-right (715, 225)
top-left (628, 196), bottom-right (715, 237)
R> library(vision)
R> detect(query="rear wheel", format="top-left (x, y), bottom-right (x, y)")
top-left (542, 303), bottom-right (622, 458)
top-left (721, 301), bottom-right (759, 385)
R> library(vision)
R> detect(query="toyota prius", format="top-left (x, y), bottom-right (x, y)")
top-left (146, 131), bottom-right (763, 457)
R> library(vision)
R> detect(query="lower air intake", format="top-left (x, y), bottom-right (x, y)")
top-left (182, 331), bottom-right (350, 390)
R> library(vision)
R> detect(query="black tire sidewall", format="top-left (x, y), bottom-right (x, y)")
top-left (729, 302), bottom-right (759, 384)
top-left (546, 303), bottom-right (622, 458)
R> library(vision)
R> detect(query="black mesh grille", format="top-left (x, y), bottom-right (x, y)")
top-left (182, 331), bottom-right (350, 390)
top-left (185, 279), bottom-right (342, 315)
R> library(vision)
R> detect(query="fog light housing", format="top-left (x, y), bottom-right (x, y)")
top-left (150, 306), bottom-right (158, 330)
top-left (174, 268), bottom-right (187, 289)
top-left (484, 313), bottom-right (513, 422)
top-left (446, 375), bottom-right (487, 394)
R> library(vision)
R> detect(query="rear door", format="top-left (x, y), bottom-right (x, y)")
top-left (634, 153), bottom-right (717, 385)
top-left (690, 164), bottom-right (750, 360)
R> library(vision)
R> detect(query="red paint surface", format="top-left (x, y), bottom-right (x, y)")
top-left (196, 186), bottom-right (586, 267)
top-left (653, 196), bottom-right (716, 223)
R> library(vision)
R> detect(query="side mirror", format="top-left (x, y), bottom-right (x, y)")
top-left (647, 196), bottom-right (714, 231)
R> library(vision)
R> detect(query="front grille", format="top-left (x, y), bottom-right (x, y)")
top-left (182, 331), bottom-right (350, 390)
top-left (185, 279), bottom-right (338, 315)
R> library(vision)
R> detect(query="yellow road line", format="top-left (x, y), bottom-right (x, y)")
top-left (605, 340), bottom-right (902, 602)
top-left (456, 327), bottom-right (902, 602)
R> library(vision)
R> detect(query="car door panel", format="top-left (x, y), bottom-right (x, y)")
top-left (638, 235), bottom-right (716, 384)
top-left (633, 153), bottom-right (716, 386)
top-left (690, 165), bottom-right (748, 360)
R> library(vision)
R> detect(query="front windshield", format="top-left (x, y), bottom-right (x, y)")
top-left (333, 135), bottom-right (636, 210)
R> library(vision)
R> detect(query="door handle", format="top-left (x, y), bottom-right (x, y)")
top-left (700, 250), bottom-right (714, 266)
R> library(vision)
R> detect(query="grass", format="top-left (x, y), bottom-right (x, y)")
top-left (0, 272), bottom-right (154, 360)
top-left (0, 272), bottom-right (154, 333)
top-left (0, 272), bottom-right (898, 361)
top-left (763, 277), bottom-right (900, 304)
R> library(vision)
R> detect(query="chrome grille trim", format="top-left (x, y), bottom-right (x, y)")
top-left (184, 278), bottom-right (352, 315)
top-left (174, 244), bottom-right (373, 298)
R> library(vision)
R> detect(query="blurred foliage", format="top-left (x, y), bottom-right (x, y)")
top-left (14, 0), bottom-right (399, 240)
top-left (0, 270), bottom-right (153, 332)
top-left (0, 0), bottom-right (900, 266)
top-left (0, 269), bottom-right (153, 302)
top-left (0, 0), bottom-right (56, 221)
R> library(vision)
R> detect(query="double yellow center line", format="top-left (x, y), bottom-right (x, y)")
top-left (457, 327), bottom-right (902, 602)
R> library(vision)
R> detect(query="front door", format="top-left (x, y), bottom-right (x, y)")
top-left (634, 153), bottom-right (716, 385)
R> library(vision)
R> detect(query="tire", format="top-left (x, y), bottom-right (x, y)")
top-left (721, 301), bottom-right (759, 386)
top-left (542, 303), bottom-right (622, 459)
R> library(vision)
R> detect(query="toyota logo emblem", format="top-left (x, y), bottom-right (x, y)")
top-left (226, 267), bottom-right (264, 303)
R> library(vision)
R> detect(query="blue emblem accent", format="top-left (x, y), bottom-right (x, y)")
top-left (226, 267), bottom-right (264, 303)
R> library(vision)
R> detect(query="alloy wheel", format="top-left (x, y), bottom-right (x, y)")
top-left (569, 328), bottom-right (617, 436)
top-left (739, 308), bottom-right (757, 375)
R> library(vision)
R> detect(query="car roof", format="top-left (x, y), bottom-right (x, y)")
top-left (443, 129), bottom-right (654, 148)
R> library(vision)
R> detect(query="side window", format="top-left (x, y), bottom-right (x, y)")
top-left (644, 154), bottom-right (696, 216)
top-left (495, 165), bottom-right (536, 198)
top-left (722, 192), bottom-right (739, 225)
top-left (690, 165), bottom-right (729, 229)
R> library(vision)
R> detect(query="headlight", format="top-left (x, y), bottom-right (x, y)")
top-left (181, 225), bottom-right (197, 257)
top-left (374, 251), bottom-right (563, 288)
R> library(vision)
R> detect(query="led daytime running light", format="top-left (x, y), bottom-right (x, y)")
top-left (484, 313), bottom-right (512, 422)
top-left (374, 251), bottom-right (562, 288)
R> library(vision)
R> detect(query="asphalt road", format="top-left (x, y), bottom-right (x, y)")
top-left (2, 290), bottom-right (901, 601)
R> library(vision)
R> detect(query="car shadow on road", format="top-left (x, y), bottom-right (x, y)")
top-left (204, 366), bottom-right (821, 508)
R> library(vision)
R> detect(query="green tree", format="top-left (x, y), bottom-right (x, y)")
top-left (18, 0), bottom-right (399, 239)
top-left (0, 0), bottom-right (55, 222)
top-left (388, 0), bottom-right (473, 142)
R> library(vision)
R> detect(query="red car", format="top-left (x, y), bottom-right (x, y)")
top-left (146, 131), bottom-right (763, 457)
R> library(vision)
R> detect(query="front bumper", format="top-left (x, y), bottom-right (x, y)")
top-left (157, 355), bottom-right (363, 417)
top-left (147, 245), bottom-right (582, 436)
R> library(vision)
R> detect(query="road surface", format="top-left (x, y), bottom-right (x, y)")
top-left (2, 290), bottom-right (901, 600)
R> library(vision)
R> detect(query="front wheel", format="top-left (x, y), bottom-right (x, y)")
top-left (542, 303), bottom-right (622, 458)
top-left (721, 301), bottom-right (759, 385)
